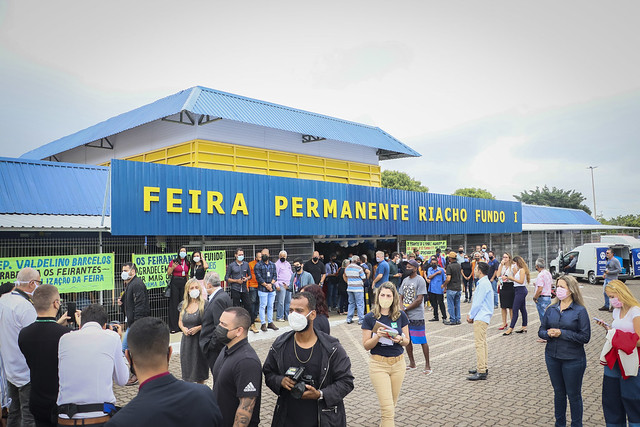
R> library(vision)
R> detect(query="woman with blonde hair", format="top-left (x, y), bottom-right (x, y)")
top-left (497, 252), bottom-right (516, 331)
top-left (539, 275), bottom-right (590, 427)
top-left (178, 278), bottom-right (209, 383)
top-left (361, 282), bottom-right (410, 427)
top-left (503, 255), bottom-right (530, 335)
top-left (596, 280), bottom-right (640, 426)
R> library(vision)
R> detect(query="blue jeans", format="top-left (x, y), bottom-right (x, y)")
top-left (275, 285), bottom-right (288, 320)
top-left (327, 281), bottom-right (338, 308)
top-left (510, 286), bottom-right (528, 329)
top-left (546, 354), bottom-right (586, 427)
top-left (491, 280), bottom-right (499, 307)
top-left (603, 363), bottom-right (640, 427)
top-left (283, 291), bottom-right (292, 319)
top-left (248, 288), bottom-right (259, 320)
top-left (446, 290), bottom-right (461, 323)
top-left (258, 290), bottom-right (275, 324)
top-left (122, 329), bottom-right (129, 352)
top-left (603, 278), bottom-right (611, 308)
top-left (536, 296), bottom-right (552, 319)
top-left (347, 291), bottom-right (365, 323)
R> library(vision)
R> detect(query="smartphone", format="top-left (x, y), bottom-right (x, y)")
top-left (592, 317), bottom-right (610, 328)
top-left (66, 302), bottom-right (77, 323)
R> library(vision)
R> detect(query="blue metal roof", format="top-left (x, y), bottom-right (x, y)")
top-left (0, 157), bottom-right (109, 215)
top-left (20, 86), bottom-right (420, 161)
top-left (522, 204), bottom-right (600, 225)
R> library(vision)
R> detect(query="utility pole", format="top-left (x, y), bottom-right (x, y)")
top-left (587, 166), bottom-right (598, 219)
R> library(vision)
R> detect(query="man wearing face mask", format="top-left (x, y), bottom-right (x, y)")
top-left (119, 262), bottom-right (149, 387)
top-left (0, 267), bottom-right (39, 427)
top-left (289, 260), bottom-right (314, 310)
top-left (263, 292), bottom-right (354, 427)
top-left (371, 251), bottom-right (390, 289)
top-left (212, 307), bottom-right (262, 427)
top-left (388, 252), bottom-right (402, 289)
top-left (304, 251), bottom-right (326, 287)
top-left (200, 272), bottom-right (232, 376)
top-left (224, 248), bottom-right (252, 316)
top-left (254, 249), bottom-right (279, 332)
top-left (106, 317), bottom-right (222, 427)
top-left (275, 251), bottom-right (292, 322)
top-left (426, 256), bottom-right (448, 323)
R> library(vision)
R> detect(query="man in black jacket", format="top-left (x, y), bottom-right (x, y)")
top-left (18, 285), bottom-right (70, 427)
top-left (119, 262), bottom-right (150, 328)
top-left (118, 262), bottom-right (149, 386)
top-left (199, 272), bottom-right (232, 376)
top-left (105, 317), bottom-right (222, 427)
top-left (263, 292), bottom-right (354, 427)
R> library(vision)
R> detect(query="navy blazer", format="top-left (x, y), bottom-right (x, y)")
top-left (105, 374), bottom-right (221, 426)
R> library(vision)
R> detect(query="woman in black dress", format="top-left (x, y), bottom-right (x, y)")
top-left (498, 252), bottom-right (516, 331)
top-left (167, 247), bottom-right (190, 333)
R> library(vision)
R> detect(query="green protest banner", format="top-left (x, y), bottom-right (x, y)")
top-left (202, 250), bottom-right (227, 279)
top-left (405, 240), bottom-right (448, 259)
top-left (0, 253), bottom-right (115, 293)
top-left (132, 250), bottom-right (227, 289)
top-left (132, 253), bottom-right (175, 289)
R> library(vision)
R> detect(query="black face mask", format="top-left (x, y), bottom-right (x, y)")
top-left (489, 256), bottom-right (494, 260)
top-left (312, 257), bottom-right (319, 262)
top-left (458, 250), bottom-right (463, 253)
top-left (214, 325), bottom-right (233, 345)
top-left (280, 257), bottom-right (286, 263)
top-left (295, 265), bottom-right (302, 272)
top-left (431, 263), bottom-right (437, 268)
top-left (262, 255), bottom-right (269, 262)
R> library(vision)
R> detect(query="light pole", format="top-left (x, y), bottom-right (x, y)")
top-left (587, 166), bottom-right (598, 219)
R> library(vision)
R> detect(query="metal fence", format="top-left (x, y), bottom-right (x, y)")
top-left (0, 232), bottom-right (313, 326)
top-left (398, 230), bottom-right (623, 269)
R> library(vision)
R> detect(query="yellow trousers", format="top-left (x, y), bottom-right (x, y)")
top-left (369, 354), bottom-right (406, 427)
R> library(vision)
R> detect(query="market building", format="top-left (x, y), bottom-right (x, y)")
top-left (0, 86), bottom-right (634, 318)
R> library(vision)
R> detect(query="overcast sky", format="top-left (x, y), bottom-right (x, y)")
top-left (1, 0), bottom-right (638, 218)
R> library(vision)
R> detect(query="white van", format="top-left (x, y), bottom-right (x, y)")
top-left (549, 243), bottom-right (633, 284)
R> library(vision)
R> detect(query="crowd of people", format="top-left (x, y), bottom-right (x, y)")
top-left (0, 243), bottom-right (638, 427)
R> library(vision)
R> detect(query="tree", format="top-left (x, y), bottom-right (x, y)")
top-left (381, 170), bottom-right (428, 192)
top-left (514, 185), bottom-right (592, 215)
top-left (452, 188), bottom-right (495, 199)
top-left (600, 214), bottom-right (640, 228)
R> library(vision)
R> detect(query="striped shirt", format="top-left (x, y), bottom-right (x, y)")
top-left (345, 264), bottom-right (366, 292)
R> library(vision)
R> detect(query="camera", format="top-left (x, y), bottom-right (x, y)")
top-left (285, 367), bottom-right (315, 399)
top-left (106, 321), bottom-right (121, 332)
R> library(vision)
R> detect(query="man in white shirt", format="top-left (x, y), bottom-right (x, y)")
top-left (0, 267), bottom-right (39, 427)
top-left (57, 304), bottom-right (129, 426)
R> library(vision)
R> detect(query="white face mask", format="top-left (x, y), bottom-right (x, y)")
top-left (288, 310), bottom-right (313, 332)
top-left (121, 271), bottom-right (130, 281)
top-left (193, 256), bottom-right (201, 263)
top-left (179, 252), bottom-right (187, 259)
top-left (189, 289), bottom-right (201, 299)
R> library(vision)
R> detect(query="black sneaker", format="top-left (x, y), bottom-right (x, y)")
top-left (467, 372), bottom-right (487, 381)
top-left (598, 306), bottom-right (609, 311)
top-left (428, 318), bottom-right (439, 322)
top-left (469, 369), bottom-right (489, 374)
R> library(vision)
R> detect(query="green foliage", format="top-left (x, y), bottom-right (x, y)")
top-left (599, 214), bottom-right (640, 228)
top-left (381, 170), bottom-right (428, 192)
top-left (514, 185), bottom-right (592, 215)
top-left (452, 188), bottom-right (495, 199)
